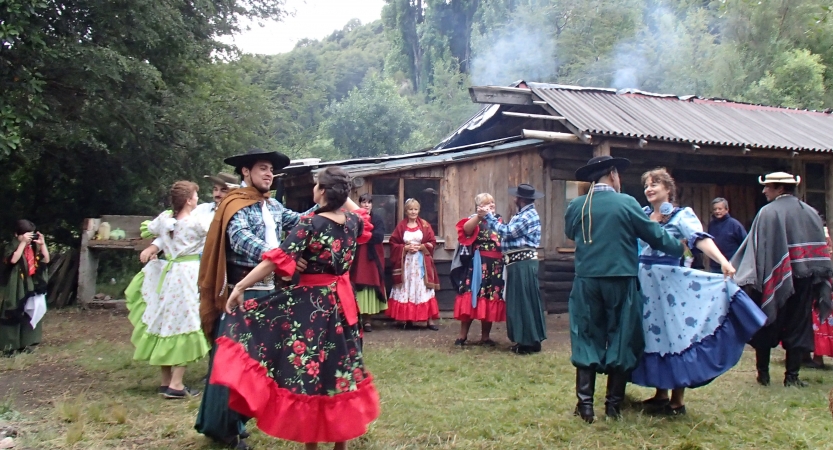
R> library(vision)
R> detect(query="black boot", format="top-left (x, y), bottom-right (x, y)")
top-left (784, 350), bottom-right (809, 387)
top-left (573, 368), bottom-right (596, 423)
top-left (755, 347), bottom-right (771, 386)
top-left (604, 371), bottom-right (628, 419)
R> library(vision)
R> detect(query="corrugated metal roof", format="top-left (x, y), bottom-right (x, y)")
top-left (528, 84), bottom-right (833, 152)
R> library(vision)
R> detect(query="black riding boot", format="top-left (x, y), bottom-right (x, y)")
top-left (755, 347), bottom-right (770, 386)
top-left (574, 368), bottom-right (596, 423)
top-left (784, 350), bottom-right (809, 387)
top-left (604, 371), bottom-right (628, 419)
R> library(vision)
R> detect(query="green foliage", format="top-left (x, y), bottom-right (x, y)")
top-left (745, 49), bottom-right (827, 109)
top-left (323, 75), bottom-right (417, 157)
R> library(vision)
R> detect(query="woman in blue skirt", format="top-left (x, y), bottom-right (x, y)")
top-left (631, 168), bottom-right (766, 416)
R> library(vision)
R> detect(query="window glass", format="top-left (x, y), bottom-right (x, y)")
top-left (806, 163), bottom-right (825, 191)
top-left (372, 179), bottom-right (399, 234)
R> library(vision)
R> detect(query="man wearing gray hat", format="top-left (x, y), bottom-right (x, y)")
top-left (732, 171), bottom-right (833, 388)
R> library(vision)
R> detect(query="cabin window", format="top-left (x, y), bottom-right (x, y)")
top-left (372, 178), bottom-right (441, 234)
top-left (804, 163), bottom-right (826, 219)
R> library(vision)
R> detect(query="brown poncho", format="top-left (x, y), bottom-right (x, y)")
top-left (731, 195), bottom-right (833, 325)
top-left (198, 186), bottom-right (261, 340)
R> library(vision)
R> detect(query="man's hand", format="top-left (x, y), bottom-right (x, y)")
top-left (140, 245), bottom-right (160, 263)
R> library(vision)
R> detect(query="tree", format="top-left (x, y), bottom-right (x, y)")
top-left (323, 75), bottom-right (417, 158)
top-left (745, 49), bottom-right (826, 109)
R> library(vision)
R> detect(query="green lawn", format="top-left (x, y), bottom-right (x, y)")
top-left (1, 310), bottom-right (831, 449)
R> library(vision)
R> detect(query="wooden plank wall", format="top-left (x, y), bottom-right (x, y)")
top-left (677, 183), bottom-right (759, 230)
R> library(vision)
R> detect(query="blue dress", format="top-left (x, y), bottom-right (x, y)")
top-left (630, 207), bottom-right (767, 389)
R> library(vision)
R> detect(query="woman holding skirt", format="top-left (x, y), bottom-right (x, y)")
top-left (212, 167), bottom-right (380, 450)
top-left (125, 181), bottom-right (211, 398)
top-left (631, 168), bottom-right (766, 416)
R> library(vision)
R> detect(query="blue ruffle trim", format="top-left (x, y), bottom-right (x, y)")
top-left (630, 288), bottom-right (767, 389)
top-left (688, 231), bottom-right (713, 254)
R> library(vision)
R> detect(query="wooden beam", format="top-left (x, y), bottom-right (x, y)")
top-left (502, 111), bottom-right (567, 121)
top-left (468, 86), bottom-right (533, 105)
top-left (604, 137), bottom-right (833, 161)
top-left (530, 93), bottom-right (591, 143)
top-left (77, 218), bottom-right (100, 308)
top-left (522, 129), bottom-right (585, 143)
top-left (593, 140), bottom-right (611, 157)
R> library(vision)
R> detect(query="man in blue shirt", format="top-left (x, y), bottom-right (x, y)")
top-left (707, 198), bottom-right (747, 273)
top-left (481, 184), bottom-right (548, 355)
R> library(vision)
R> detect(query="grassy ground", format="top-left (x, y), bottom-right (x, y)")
top-left (1, 309), bottom-right (832, 449)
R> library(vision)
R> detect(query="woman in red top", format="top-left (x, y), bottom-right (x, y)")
top-left (386, 198), bottom-right (441, 330)
top-left (350, 194), bottom-right (387, 332)
top-left (451, 193), bottom-right (506, 346)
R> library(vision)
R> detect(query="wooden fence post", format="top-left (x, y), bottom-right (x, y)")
top-left (77, 218), bottom-right (100, 308)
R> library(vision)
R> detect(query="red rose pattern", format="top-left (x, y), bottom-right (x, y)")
top-left (219, 212), bottom-right (368, 398)
top-left (457, 219), bottom-right (504, 300)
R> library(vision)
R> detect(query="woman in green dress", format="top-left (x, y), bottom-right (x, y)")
top-left (0, 220), bottom-right (50, 355)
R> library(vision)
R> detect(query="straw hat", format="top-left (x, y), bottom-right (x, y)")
top-left (758, 172), bottom-right (801, 185)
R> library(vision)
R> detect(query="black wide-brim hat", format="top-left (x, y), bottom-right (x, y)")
top-left (508, 183), bottom-right (544, 199)
top-left (224, 148), bottom-right (291, 172)
top-left (575, 155), bottom-right (631, 182)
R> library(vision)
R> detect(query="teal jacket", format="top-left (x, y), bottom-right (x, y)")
top-left (565, 190), bottom-right (684, 277)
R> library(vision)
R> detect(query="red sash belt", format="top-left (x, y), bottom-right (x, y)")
top-left (478, 250), bottom-right (502, 259)
top-left (298, 273), bottom-right (358, 326)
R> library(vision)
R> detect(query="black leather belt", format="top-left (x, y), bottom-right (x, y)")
top-left (504, 249), bottom-right (538, 265)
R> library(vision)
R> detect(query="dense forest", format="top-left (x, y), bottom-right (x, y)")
top-left (2, 0), bottom-right (833, 246)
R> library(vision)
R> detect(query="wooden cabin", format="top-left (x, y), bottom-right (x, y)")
top-left (278, 82), bottom-right (833, 313)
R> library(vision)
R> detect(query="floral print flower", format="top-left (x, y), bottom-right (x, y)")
top-left (305, 361), bottom-right (320, 377)
top-left (336, 377), bottom-right (351, 393)
top-left (244, 299), bottom-right (257, 311)
top-left (304, 328), bottom-right (315, 340)
top-left (292, 340), bottom-right (306, 355)
top-left (353, 368), bottom-right (364, 382)
top-left (331, 240), bottom-right (341, 252)
top-left (308, 241), bottom-right (323, 253)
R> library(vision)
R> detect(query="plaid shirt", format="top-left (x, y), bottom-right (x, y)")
top-left (593, 183), bottom-right (616, 193)
top-left (226, 199), bottom-right (314, 268)
top-left (484, 203), bottom-right (541, 251)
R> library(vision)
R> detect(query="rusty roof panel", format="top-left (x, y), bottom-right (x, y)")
top-left (529, 86), bottom-right (833, 152)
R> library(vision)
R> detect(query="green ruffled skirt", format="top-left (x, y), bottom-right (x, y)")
top-left (356, 287), bottom-right (387, 315)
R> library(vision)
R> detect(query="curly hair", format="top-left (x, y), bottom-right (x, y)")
top-left (317, 166), bottom-right (352, 213)
top-left (641, 168), bottom-right (677, 204)
top-left (474, 193), bottom-right (494, 208)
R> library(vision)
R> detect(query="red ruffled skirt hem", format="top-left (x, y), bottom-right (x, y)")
top-left (453, 292), bottom-right (506, 322)
top-left (814, 311), bottom-right (833, 357)
top-left (385, 298), bottom-right (439, 321)
top-left (210, 337), bottom-right (380, 443)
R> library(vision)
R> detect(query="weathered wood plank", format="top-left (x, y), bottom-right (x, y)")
top-left (77, 218), bottom-right (101, 307)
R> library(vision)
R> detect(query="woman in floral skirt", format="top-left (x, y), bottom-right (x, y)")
top-left (451, 193), bottom-right (505, 346)
top-left (386, 198), bottom-right (441, 330)
top-left (211, 167), bottom-right (380, 450)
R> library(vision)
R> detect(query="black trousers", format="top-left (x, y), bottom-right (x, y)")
top-left (748, 277), bottom-right (816, 353)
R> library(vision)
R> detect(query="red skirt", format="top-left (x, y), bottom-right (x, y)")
top-left (385, 298), bottom-right (440, 322)
top-left (813, 309), bottom-right (833, 357)
top-left (453, 292), bottom-right (506, 322)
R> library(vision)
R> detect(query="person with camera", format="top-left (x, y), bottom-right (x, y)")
top-left (0, 220), bottom-right (50, 355)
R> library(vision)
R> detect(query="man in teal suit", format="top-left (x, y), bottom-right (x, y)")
top-left (564, 156), bottom-right (684, 423)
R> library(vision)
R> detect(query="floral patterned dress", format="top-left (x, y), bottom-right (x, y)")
top-left (125, 211), bottom-right (211, 366)
top-left (386, 227), bottom-right (440, 321)
top-left (813, 230), bottom-right (833, 357)
top-left (452, 216), bottom-right (506, 323)
top-left (209, 211), bottom-right (380, 444)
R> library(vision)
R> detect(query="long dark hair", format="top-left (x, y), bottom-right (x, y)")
top-left (316, 167), bottom-right (351, 213)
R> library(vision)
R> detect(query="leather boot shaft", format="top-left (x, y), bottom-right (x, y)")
top-left (574, 368), bottom-right (596, 423)
top-left (604, 372), bottom-right (628, 418)
top-left (755, 347), bottom-right (770, 386)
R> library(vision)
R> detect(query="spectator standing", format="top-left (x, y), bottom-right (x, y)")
top-left (707, 198), bottom-right (747, 273)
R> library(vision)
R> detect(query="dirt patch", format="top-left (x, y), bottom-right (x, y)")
top-left (362, 312), bottom-right (571, 351)
top-left (0, 309), bottom-right (131, 413)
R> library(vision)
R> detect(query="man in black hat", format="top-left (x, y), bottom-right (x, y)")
top-left (564, 156), bottom-right (684, 423)
top-left (196, 148), bottom-right (312, 449)
top-left (478, 183), bottom-right (548, 355)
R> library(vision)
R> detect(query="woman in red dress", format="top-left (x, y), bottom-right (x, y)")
top-left (810, 226), bottom-right (833, 367)
top-left (350, 194), bottom-right (387, 332)
top-left (386, 198), bottom-right (441, 330)
top-left (451, 193), bottom-right (506, 346)
top-left (212, 167), bottom-right (380, 450)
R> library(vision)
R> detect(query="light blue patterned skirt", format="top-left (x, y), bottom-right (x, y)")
top-left (630, 256), bottom-right (767, 389)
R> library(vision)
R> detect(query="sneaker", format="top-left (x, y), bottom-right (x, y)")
top-left (157, 386), bottom-right (169, 395)
top-left (164, 385), bottom-right (201, 399)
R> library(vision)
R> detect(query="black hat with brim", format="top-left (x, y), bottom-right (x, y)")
top-left (575, 155), bottom-right (631, 182)
top-left (224, 148), bottom-right (291, 172)
top-left (508, 183), bottom-right (545, 199)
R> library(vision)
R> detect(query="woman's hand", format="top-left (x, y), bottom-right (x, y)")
top-left (33, 232), bottom-right (45, 246)
top-left (721, 261), bottom-right (736, 279)
top-left (140, 245), bottom-right (159, 264)
top-left (225, 287), bottom-right (245, 314)
top-left (407, 243), bottom-right (418, 254)
top-left (17, 232), bottom-right (34, 245)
